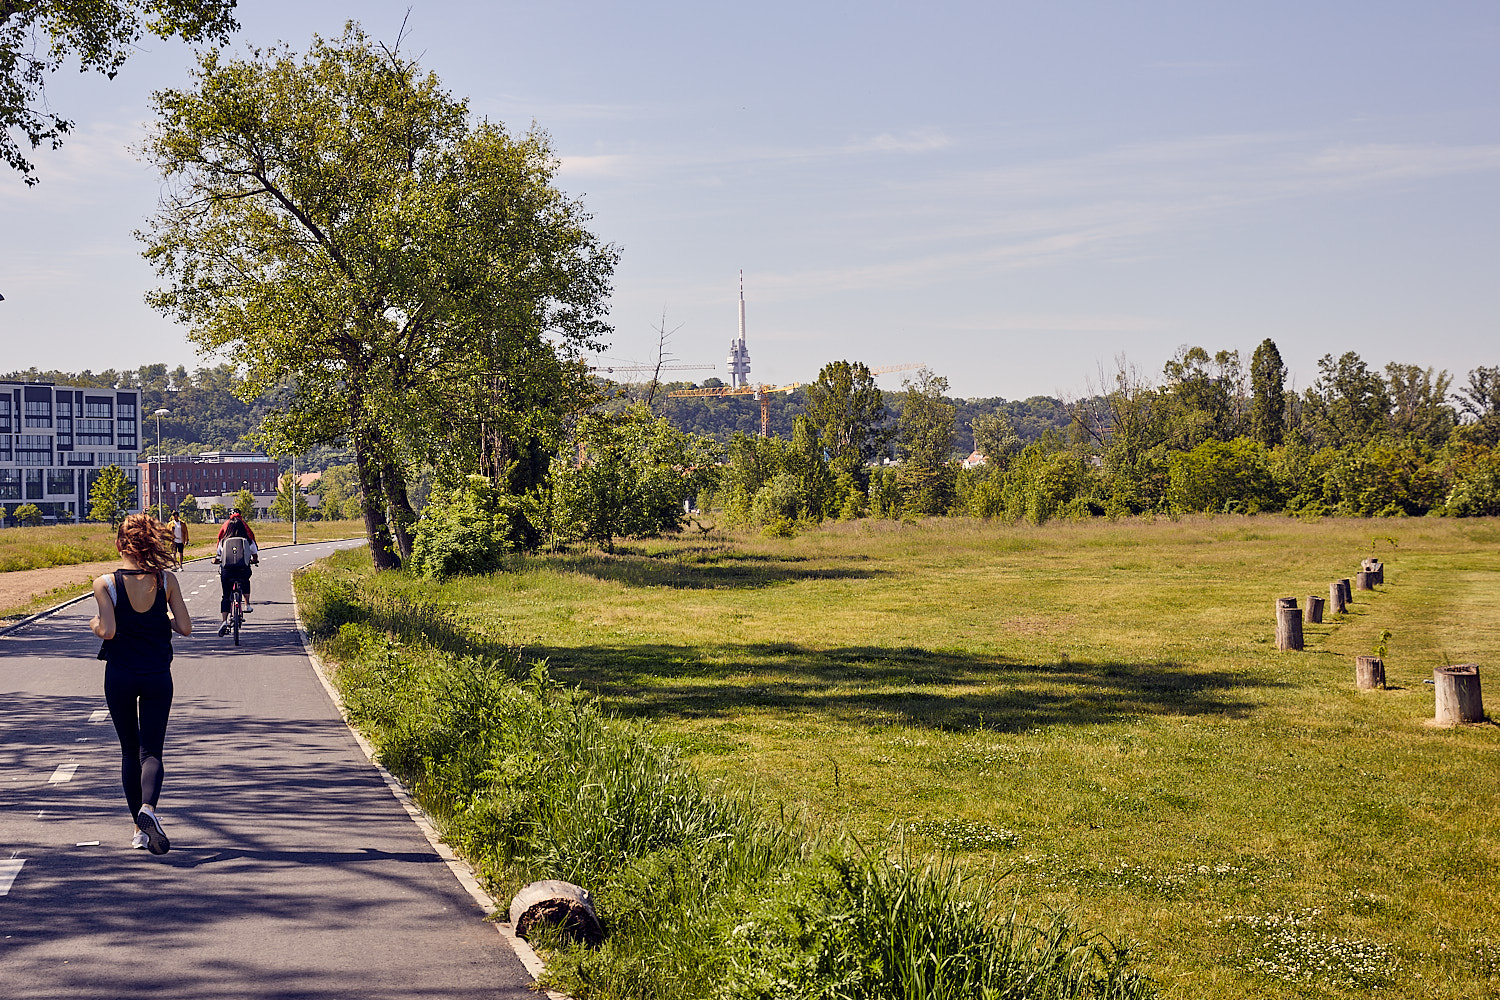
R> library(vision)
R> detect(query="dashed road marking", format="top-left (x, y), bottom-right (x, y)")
top-left (0, 859), bottom-right (24, 896)
top-left (89, 709), bottom-right (108, 723)
top-left (48, 763), bottom-right (79, 784)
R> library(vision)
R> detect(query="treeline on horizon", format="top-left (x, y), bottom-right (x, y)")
top-left (689, 341), bottom-right (1500, 528)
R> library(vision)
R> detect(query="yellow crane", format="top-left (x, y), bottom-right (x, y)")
top-left (666, 363), bottom-right (923, 437)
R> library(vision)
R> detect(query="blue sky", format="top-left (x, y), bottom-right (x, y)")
top-left (2, 1), bottom-right (1497, 400)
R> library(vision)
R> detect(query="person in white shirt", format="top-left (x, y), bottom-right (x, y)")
top-left (169, 511), bottom-right (189, 570)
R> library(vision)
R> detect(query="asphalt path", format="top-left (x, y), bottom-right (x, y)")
top-left (0, 540), bottom-right (537, 999)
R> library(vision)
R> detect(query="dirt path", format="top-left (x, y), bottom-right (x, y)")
top-left (0, 559), bottom-right (118, 618)
top-left (1, 542), bottom-right (217, 619)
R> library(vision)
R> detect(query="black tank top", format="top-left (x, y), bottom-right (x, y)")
top-left (97, 570), bottom-right (174, 673)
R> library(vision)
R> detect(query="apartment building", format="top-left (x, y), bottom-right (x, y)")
top-left (0, 380), bottom-right (141, 522)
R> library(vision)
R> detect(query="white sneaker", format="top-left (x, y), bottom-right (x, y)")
top-left (136, 804), bottom-right (170, 855)
top-left (132, 829), bottom-right (148, 849)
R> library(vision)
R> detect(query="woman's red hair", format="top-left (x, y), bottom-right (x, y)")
top-left (117, 514), bottom-right (175, 572)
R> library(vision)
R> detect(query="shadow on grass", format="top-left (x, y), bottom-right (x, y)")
top-left (527, 641), bottom-right (1283, 732)
top-left (535, 546), bottom-right (878, 591)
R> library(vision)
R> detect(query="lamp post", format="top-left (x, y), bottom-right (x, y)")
top-left (153, 408), bottom-right (170, 517)
top-left (291, 453), bottom-right (298, 545)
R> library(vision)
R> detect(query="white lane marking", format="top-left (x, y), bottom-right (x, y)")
top-left (0, 859), bottom-right (24, 896)
top-left (48, 763), bottom-right (79, 784)
top-left (75, 841), bottom-right (100, 847)
top-left (89, 709), bottom-right (108, 723)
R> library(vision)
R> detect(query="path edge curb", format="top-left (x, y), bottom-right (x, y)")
top-left (290, 567), bottom-right (568, 1000)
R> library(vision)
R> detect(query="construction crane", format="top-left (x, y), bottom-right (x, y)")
top-left (666, 363), bottom-right (923, 437)
top-left (666, 381), bottom-right (802, 437)
top-left (589, 363), bottom-right (717, 376)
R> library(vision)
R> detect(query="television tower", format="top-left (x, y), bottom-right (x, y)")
top-left (726, 271), bottom-right (752, 387)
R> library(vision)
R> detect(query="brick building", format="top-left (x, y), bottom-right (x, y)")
top-left (138, 451), bottom-right (281, 514)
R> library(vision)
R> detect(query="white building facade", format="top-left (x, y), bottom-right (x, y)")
top-left (0, 380), bottom-right (141, 523)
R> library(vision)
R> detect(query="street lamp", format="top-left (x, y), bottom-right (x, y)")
top-left (153, 408), bottom-right (170, 517)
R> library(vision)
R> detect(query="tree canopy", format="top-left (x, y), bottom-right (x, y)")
top-left (1, 0), bottom-right (238, 183)
top-left (139, 23), bottom-right (616, 569)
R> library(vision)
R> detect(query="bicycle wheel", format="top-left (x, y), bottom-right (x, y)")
top-left (232, 588), bottom-right (242, 645)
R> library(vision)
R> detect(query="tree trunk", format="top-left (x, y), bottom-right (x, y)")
top-left (1434, 665), bottom-right (1484, 725)
top-left (1276, 606), bottom-right (1303, 651)
top-left (380, 458), bottom-right (417, 562)
top-left (1356, 570), bottom-right (1375, 591)
top-left (1329, 581), bottom-right (1347, 615)
top-left (1355, 655), bottom-right (1385, 690)
top-left (508, 880), bottom-right (603, 946)
top-left (1305, 596), bottom-right (1325, 624)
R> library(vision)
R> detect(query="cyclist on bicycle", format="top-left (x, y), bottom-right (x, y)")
top-left (213, 514), bottom-right (259, 636)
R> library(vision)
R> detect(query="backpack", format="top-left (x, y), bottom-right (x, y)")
top-left (222, 536), bottom-right (249, 569)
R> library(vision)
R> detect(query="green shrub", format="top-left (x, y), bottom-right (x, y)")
top-left (13, 503), bottom-right (44, 526)
top-left (409, 475), bottom-right (523, 579)
top-left (1167, 438), bottom-right (1279, 513)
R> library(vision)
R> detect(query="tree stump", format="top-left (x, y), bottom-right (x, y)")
top-left (1305, 596), bottom-right (1325, 624)
top-left (1355, 655), bottom-right (1385, 690)
top-left (1433, 665), bottom-right (1484, 725)
top-left (1329, 581), bottom-right (1347, 615)
top-left (1355, 570), bottom-right (1375, 591)
top-left (1338, 578), bottom-right (1353, 605)
top-left (1275, 597), bottom-right (1298, 611)
top-left (1375, 562), bottom-right (1384, 585)
top-left (509, 880), bottom-right (604, 946)
top-left (1276, 606), bottom-right (1303, 651)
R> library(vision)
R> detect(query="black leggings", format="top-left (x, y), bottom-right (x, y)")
top-left (220, 571), bottom-right (252, 614)
top-left (104, 668), bottom-right (173, 819)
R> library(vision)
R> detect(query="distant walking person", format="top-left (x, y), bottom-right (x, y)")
top-left (89, 514), bottom-right (192, 854)
top-left (215, 514), bottom-right (259, 635)
top-left (170, 511), bottom-right (189, 570)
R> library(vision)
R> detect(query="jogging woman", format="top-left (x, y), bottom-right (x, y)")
top-left (89, 514), bottom-right (192, 854)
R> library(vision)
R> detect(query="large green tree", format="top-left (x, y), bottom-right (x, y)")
top-left (139, 24), bottom-right (616, 569)
top-left (804, 361), bottom-right (889, 483)
top-left (1248, 338), bottom-right (1287, 447)
top-left (1, 0), bottom-right (238, 183)
top-left (1302, 352), bottom-right (1391, 448)
top-left (897, 368), bottom-right (957, 515)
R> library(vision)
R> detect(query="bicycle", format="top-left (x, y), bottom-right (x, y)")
top-left (229, 578), bottom-right (245, 645)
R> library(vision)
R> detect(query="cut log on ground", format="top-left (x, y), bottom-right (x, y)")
top-left (1305, 596), bottom-right (1325, 624)
top-left (509, 880), bottom-right (604, 946)
top-left (1434, 665), bottom-right (1484, 725)
top-left (1329, 581), bottom-right (1347, 615)
top-left (1356, 570), bottom-right (1375, 591)
top-left (1339, 578), bottom-right (1353, 606)
top-left (1276, 606), bottom-right (1303, 651)
top-left (1355, 655), bottom-right (1385, 690)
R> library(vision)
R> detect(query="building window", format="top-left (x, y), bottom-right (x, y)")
top-left (17, 435), bottom-right (52, 466)
top-left (0, 397), bottom-right (11, 433)
top-left (0, 470), bottom-right (18, 501)
top-left (84, 399), bottom-right (114, 419)
top-left (25, 469), bottom-right (44, 500)
top-left (47, 469), bottom-right (75, 494)
top-left (24, 400), bottom-right (52, 428)
top-left (67, 452), bottom-right (94, 467)
top-left (77, 418), bottom-right (114, 445)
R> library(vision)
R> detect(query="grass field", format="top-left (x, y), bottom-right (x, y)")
top-left (0, 518), bottom-right (366, 574)
top-left (329, 514), bottom-right (1500, 998)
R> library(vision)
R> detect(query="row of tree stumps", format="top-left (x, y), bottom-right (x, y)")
top-left (1273, 557), bottom-right (1486, 726)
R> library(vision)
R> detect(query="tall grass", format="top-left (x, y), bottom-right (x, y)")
top-left (296, 552), bottom-right (1157, 1000)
